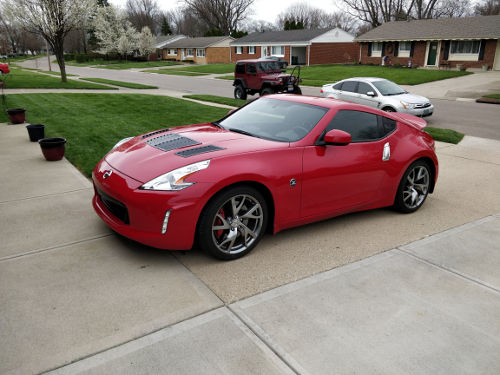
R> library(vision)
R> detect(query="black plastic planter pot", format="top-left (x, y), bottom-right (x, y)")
top-left (7, 108), bottom-right (26, 124)
top-left (38, 137), bottom-right (66, 161)
top-left (26, 124), bottom-right (45, 142)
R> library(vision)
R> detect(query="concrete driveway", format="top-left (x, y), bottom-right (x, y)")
top-left (1, 117), bottom-right (499, 374)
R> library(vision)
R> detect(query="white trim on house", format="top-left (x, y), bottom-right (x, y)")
top-left (424, 41), bottom-right (441, 67)
top-left (371, 42), bottom-right (383, 57)
top-left (196, 48), bottom-right (205, 57)
top-left (271, 46), bottom-right (285, 56)
top-left (398, 41), bottom-right (411, 57)
top-left (310, 28), bottom-right (355, 43)
top-left (494, 40), bottom-right (500, 70)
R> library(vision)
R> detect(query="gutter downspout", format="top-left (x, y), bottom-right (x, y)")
top-left (307, 43), bottom-right (311, 66)
top-left (359, 43), bottom-right (362, 63)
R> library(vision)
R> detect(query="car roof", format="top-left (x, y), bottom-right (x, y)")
top-left (263, 94), bottom-right (386, 112)
top-left (341, 77), bottom-right (389, 83)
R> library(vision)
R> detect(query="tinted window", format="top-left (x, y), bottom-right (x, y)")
top-left (247, 64), bottom-right (256, 73)
top-left (236, 63), bottom-right (245, 74)
top-left (326, 110), bottom-right (380, 142)
top-left (333, 82), bottom-right (343, 90)
top-left (219, 98), bottom-right (329, 142)
top-left (357, 82), bottom-right (374, 95)
top-left (341, 81), bottom-right (358, 93)
top-left (380, 116), bottom-right (396, 135)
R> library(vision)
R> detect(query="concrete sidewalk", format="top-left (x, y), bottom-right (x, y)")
top-left (1, 121), bottom-right (499, 375)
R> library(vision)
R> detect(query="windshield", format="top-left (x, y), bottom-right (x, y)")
top-left (257, 61), bottom-right (281, 72)
top-left (372, 80), bottom-right (406, 96)
top-left (219, 98), bottom-right (329, 142)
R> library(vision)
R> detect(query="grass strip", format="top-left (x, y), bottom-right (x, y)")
top-left (215, 75), bottom-right (234, 80)
top-left (483, 94), bottom-right (500, 99)
top-left (168, 63), bottom-right (235, 74)
top-left (183, 94), bottom-right (246, 107)
top-left (143, 69), bottom-right (209, 76)
top-left (0, 67), bottom-right (114, 89)
top-left (80, 78), bottom-right (158, 89)
top-left (1, 94), bottom-right (228, 177)
top-left (66, 60), bottom-right (180, 69)
top-left (425, 127), bottom-right (464, 144)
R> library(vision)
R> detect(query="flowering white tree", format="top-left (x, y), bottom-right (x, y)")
top-left (137, 26), bottom-right (155, 58)
top-left (3, 0), bottom-right (96, 82)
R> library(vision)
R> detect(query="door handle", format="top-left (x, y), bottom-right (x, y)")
top-left (382, 142), bottom-right (390, 161)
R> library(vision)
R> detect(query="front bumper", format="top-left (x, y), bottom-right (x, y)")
top-left (401, 104), bottom-right (434, 117)
top-left (92, 160), bottom-right (208, 250)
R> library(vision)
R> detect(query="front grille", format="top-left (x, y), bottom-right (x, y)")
top-left (97, 189), bottom-right (129, 224)
top-left (415, 102), bottom-right (431, 109)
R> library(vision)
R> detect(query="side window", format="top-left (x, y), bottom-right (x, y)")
top-left (333, 82), bottom-right (343, 90)
top-left (357, 82), bottom-right (375, 96)
top-left (341, 81), bottom-right (358, 93)
top-left (326, 110), bottom-right (380, 142)
top-left (235, 63), bottom-right (245, 74)
top-left (247, 64), bottom-right (256, 74)
top-left (379, 116), bottom-right (396, 136)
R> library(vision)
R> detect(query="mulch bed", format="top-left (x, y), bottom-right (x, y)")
top-left (476, 97), bottom-right (500, 104)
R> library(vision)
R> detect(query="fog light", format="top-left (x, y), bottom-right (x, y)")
top-left (161, 209), bottom-right (172, 234)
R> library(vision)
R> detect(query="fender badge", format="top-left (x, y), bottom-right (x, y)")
top-left (290, 178), bottom-right (296, 187)
top-left (103, 170), bottom-right (113, 180)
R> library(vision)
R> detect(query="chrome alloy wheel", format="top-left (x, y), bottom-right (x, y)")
top-left (211, 194), bottom-right (264, 255)
top-left (402, 165), bottom-right (429, 209)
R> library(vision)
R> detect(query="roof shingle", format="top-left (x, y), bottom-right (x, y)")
top-left (165, 36), bottom-right (232, 48)
top-left (231, 29), bottom-right (333, 44)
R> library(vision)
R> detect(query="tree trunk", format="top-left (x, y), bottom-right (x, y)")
top-left (53, 44), bottom-right (67, 82)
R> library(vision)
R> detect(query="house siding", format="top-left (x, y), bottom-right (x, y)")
top-left (309, 43), bottom-right (359, 65)
top-left (206, 47), bottom-right (231, 63)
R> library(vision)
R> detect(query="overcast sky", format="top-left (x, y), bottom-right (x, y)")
top-left (108, 0), bottom-right (339, 24)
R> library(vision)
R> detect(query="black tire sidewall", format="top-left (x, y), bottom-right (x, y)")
top-left (198, 186), bottom-right (268, 260)
top-left (234, 85), bottom-right (247, 100)
top-left (394, 160), bottom-right (431, 213)
top-left (260, 88), bottom-right (274, 96)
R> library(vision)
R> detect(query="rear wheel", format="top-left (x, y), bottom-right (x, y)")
top-left (260, 87), bottom-right (274, 96)
top-left (394, 160), bottom-right (431, 213)
top-left (198, 186), bottom-right (268, 260)
top-left (234, 85), bottom-right (247, 100)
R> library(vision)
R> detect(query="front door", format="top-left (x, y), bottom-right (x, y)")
top-left (426, 42), bottom-right (438, 66)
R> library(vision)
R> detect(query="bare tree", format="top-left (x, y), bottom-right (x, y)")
top-left (166, 7), bottom-right (211, 36)
top-left (126, 0), bottom-right (159, 34)
top-left (3, 0), bottom-right (96, 82)
top-left (474, 0), bottom-right (500, 14)
top-left (342, 0), bottom-right (407, 26)
top-left (183, 0), bottom-right (254, 35)
top-left (0, 7), bottom-right (23, 53)
top-left (433, 0), bottom-right (471, 17)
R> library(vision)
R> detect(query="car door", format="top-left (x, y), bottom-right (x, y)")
top-left (356, 82), bottom-right (381, 109)
top-left (246, 63), bottom-right (259, 89)
top-left (337, 80), bottom-right (360, 104)
top-left (301, 109), bottom-right (391, 218)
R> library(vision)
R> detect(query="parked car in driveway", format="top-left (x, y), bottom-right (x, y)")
top-left (321, 77), bottom-right (434, 117)
top-left (0, 62), bottom-right (9, 75)
top-left (92, 95), bottom-right (438, 260)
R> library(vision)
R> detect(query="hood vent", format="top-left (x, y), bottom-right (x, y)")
top-left (176, 145), bottom-right (225, 158)
top-left (142, 128), bottom-right (170, 139)
top-left (146, 133), bottom-right (200, 152)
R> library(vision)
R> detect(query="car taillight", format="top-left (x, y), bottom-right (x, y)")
top-left (320, 89), bottom-right (323, 93)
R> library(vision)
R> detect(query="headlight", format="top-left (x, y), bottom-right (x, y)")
top-left (400, 101), bottom-right (415, 109)
top-left (111, 137), bottom-right (133, 151)
top-left (140, 160), bottom-right (210, 191)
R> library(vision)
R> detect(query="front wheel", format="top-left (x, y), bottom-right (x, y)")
top-left (293, 86), bottom-right (302, 95)
top-left (382, 107), bottom-right (396, 112)
top-left (198, 186), bottom-right (268, 260)
top-left (234, 85), bottom-right (247, 100)
top-left (394, 160), bottom-right (431, 213)
top-left (260, 87), bottom-right (274, 96)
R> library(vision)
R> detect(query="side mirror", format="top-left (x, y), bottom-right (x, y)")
top-left (323, 129), bottom-right (352, 145)
top-left (366, 91), bottom-right (376, 97)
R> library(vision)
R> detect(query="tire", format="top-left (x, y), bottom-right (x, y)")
top-left (198, 186), bottom-right (268, 260)
top-left (234, 85), bottom-right (247, 100)
top-left (382, 107), bottom-right (396, 112)
top-left (260, 87), bottom-right (274, 96)
top-left (293, 86), bottom-right (302, 95)
top-left (393, 160), bottom-right (431, 213)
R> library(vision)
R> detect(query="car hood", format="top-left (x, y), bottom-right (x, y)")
top-left (261, 73), bottom-right (290, 81)
top-left (104, 123), bottom-right (288, 183)
top-left (391, 92), bottom-right (430, 104)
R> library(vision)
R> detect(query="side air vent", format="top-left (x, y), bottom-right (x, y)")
top-left (146, 133), bottom-right (200, 152)
top-left (175, 145), bottom-right (225, 158)
top-left (141, 128), bottom-right (170, 139)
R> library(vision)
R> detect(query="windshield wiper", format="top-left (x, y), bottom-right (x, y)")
top-left (227, 128), bottom-right (256, 137)
top-left (211, 121), bottom-right (225, 129)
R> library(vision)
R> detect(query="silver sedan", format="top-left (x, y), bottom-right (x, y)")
top-left (320, 77), bottom-right (434, 117)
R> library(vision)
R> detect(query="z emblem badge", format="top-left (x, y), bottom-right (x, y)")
top-left (103, 170), bottom-right (113, 180)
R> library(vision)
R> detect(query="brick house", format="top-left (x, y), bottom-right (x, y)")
top-left (155, 35), bottom-right (186, 60)
top-left (230, 28), bottom-right (358, 66)
top-left (356, 15), bottom-right (500, 70)
top-left (160, 36), bottom-right (234, 64)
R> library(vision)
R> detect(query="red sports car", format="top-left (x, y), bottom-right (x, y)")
top-left (92, 95), bottom-right (438, 260)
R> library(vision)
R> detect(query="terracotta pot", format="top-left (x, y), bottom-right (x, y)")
top-left (7, 108), bottom-right (26, 124)
top-left (38, 137), bottom-right (66, 161)
top-left (26, 124), bottom-right (45, 142)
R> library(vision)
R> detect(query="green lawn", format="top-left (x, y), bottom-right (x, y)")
top-left (20, 67), bottom-right (77, 77)
top-left (0, 68), bottom-right (115, 89)
top-left (484, 93), bottom-right (500, 99)
top-left (143, 69), bottom-right (209, 76)
top-left (425, 127), bottom-right (464, 144)
top-left (168, 63), bottom-right (235, 74)
top-left (0, 94), bottom-right (228, 176)
top-left (183, 94), bottom-right (247, 107)
top-left (80, 78), bottom-right (158, 89)
top-left (66, 60), bottom-right (181, 69)
top-left (215, 75), bottom-right (234, 80)
top-left (291, 65), bottom-right (471, 86)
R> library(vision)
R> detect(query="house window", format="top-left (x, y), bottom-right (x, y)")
top-left (248, 46), bottom-right (256, 54)
top-left (236, 46), bottom-right (243, 54)
top-left (271, 46), bottom-right (285, 56)
top-left (449, 40), bottom-right (481, 61)
top-left (196, 48), bottom-right (205, 57)
top-left (371, 42), bottom-right (382, 57)
top-left (167, 49), bottom-right (176, 56)
top-left (186, 48), bottom-right (194, 57)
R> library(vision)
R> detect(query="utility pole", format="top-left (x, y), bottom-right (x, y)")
top-left (46, 39), bottom-right (51, 71)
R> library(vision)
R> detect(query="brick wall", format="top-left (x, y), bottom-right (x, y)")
top-left (206, 47), bottom-right (231, 63)
top-left (309, 43), bottom-right (359, 65)
top-left (231, 46), bottom-right (262, 62)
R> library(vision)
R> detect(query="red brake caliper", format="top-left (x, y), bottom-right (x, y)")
top-left (215, 208), bottom-right (225, 239)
